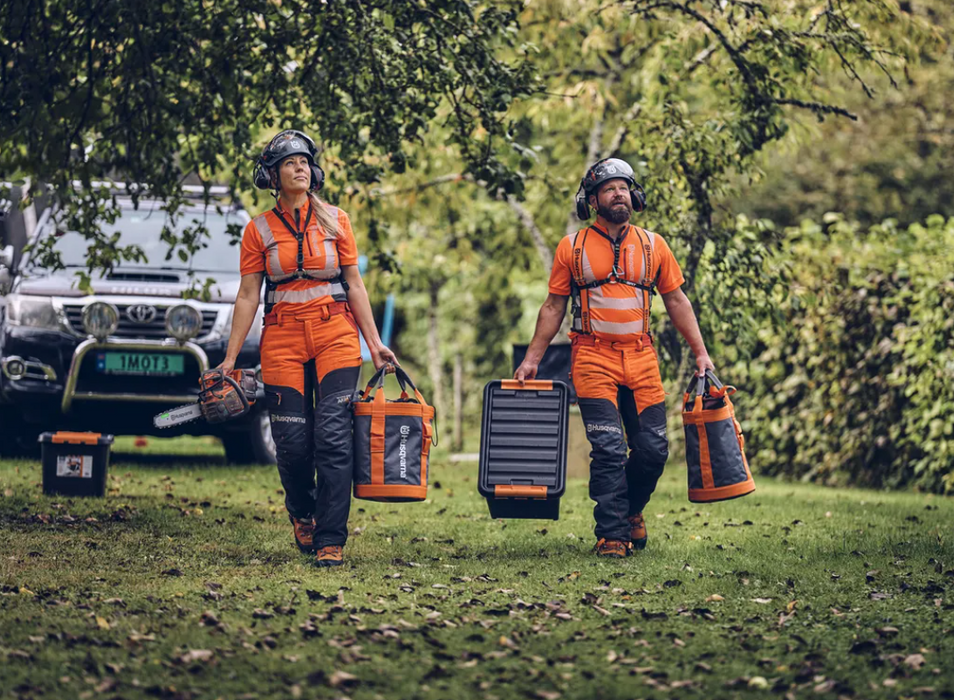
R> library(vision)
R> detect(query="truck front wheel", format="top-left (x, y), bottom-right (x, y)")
top-left (221, 405), bottom-right (277, 465)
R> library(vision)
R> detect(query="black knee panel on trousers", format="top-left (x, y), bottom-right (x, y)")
top-left (312, 364), bottom-right (360, 548)
top-left (318, 366), bottom-right (361, 401)
top-left (266, 382), bottom-right (315, 520)
top-left (620, 399), bottom-right (669, 516)
top-left (578, 397), bottom-right (630, 541)
top-left (627, 402), bottom-right (669, 474)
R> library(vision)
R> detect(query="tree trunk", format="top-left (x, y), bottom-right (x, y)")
top-left (452, 351), bottom-right (463, 451)
top-left (427, 282), bottom-right (446, 426)
top-left (507, 195), bottom-right (553, 273)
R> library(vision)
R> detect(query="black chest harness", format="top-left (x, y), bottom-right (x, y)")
top-left (569, 225), bottom-right (660, 336)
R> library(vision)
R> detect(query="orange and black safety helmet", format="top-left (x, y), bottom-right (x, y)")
top-left (575, 157), bottom-right (646, 220)
top-left (253, 129), bottom-right (325, 192)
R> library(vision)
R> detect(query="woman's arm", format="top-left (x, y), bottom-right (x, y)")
top-left (218, 272), bottom-right (264, 373)
top-left (341, 265), bottom-right (397, 370)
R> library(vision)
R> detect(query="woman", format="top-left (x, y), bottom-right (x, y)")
top-left (219, 129), bottom-right (397, 568)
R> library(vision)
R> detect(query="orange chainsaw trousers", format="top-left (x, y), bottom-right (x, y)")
top-left (260, 304), bottom-right (362, 548)
top-left (570, 334), bottom-right (670, 542)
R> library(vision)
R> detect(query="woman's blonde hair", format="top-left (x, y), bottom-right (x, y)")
top-left (307, 191), bottom-right (339, 239)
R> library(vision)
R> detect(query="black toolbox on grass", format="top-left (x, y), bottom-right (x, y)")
top-left (39, 431), bottom-right (114, 497)
top-left (478, 379), bottom-right (568, 520)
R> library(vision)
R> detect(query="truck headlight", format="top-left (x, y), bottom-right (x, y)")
top-left (6, 294), bottom-right (61, 330)
top-left (82, 302), bottom-right (119, 340)
top-left (165, 304), bottom-right (202, 342)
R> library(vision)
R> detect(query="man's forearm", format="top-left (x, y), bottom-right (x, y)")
top-left (667, 294), bottom-right (708, 360)
top-left (523, 302), bottom-right (566, 364)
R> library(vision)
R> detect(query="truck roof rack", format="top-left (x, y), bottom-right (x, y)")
top-left (2, 180), bottom-right (233, 201)
top-left (71, 181), bottom-right (233, 200)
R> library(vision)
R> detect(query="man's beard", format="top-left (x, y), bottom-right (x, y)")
top-left (597, 200), bottom-right (632, 224)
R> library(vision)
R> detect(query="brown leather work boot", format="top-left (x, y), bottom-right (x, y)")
top-left (594, 538), bottom-right (629, 559)
top-left (628, 513), bottom-right (648, 551)
top-left (315, 545), bottom-right (344, 568)
top-left (290, 516), bottom-right (316, 553)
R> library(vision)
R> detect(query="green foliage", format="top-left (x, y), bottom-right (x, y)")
top-left (736, 215), bottom-right (954, 494)
top-left (0, 0), bottom-right (533, 288)
top-left (2, 444), bottom-right (954, 699)
top-left (366, 0), bottom-right (913, 394)
top-left (732, 1), bottom-right (952, 228)
top-left (493, 0), bottom-right (913, 370)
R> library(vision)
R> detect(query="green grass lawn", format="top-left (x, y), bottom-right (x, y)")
top-left (1, 437), bottom-right (952, 700)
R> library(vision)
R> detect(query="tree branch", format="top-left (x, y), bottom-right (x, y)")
top-left (604, 103), bottom-right (642, 159)
top-left (773, 98), bottom-right (858, 120)
top-left (506, 195), bottom-right (553, 273)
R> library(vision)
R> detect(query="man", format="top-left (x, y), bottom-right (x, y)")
top-left (513, 158), bottom-right (714, 558)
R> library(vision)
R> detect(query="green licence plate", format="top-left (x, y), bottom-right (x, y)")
top-left (96, 352), bottom-right (185, 376)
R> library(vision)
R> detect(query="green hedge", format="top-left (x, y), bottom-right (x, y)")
top-left (732, 215), bottom-right (954, 493)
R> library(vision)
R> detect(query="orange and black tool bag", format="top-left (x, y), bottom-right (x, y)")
top-left (681, 370), bottom-right (755, 503)
top-left (478, 379), bottom-right (569, 520)
top-left (352, 366), bottom-right (436, 502)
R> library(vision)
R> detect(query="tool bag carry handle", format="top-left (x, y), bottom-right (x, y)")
top-left (358, 365), bottom-right (439, 446)
top-left (352, 365), bottom-right (436, 502)
top-left (681, 369), bottom-right (755, 503)
top-left (361, 364), bottom-right (423, 403)
top-left (683, 369), bottom-right (731, 411)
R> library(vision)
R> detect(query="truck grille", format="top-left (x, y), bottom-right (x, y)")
top-left (63, 304), bottom-right (219, 340)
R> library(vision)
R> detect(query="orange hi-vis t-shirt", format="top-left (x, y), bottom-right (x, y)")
top-left (548, 223), bottom-right (685, 341)
top-left (240, 199), bottom-right (358, 316)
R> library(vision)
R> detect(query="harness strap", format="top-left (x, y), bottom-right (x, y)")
top-left (575, 277), bottom-right (656, 292)
top-left (260, 205), bottom-right (349, 311)
top-left (570, 228), bottom-right (592, 334)
top-left (570, 225), bottom-right (658, 336)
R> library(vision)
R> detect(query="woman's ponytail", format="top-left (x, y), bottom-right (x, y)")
top-left (308, 191), bottom-right (339, 239)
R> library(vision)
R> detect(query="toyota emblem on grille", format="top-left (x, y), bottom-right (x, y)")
top-left (126, 304), bottom-right (158, 324)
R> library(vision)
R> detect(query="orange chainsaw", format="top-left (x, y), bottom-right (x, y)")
top-left (153, 369), bottom-right (257, 428)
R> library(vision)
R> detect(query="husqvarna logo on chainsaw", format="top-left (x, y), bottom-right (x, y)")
top-left (399, 425), bottom-right (410, 479)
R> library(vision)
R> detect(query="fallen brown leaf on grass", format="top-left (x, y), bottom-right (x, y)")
top-left (178, 649), bottom-right (213, 664)
top-left (534, 691), bottom-right (561, 700)
top-left (328, 670), bottom-right (359, 688)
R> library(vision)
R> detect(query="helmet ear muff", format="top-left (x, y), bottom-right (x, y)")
top-left (630, 183), bottom-right (647, 213)
top-left (253, 158), bottom-right (271, 190)
top-left (310, 164), bottom-right (325, 192)
top-left (575, 182), bottom-right (590, 220)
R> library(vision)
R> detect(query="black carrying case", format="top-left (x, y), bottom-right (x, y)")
top-left (39, 431), bottom-right (114, 497)
top-left (478, 379), bottom-right (568, 520)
